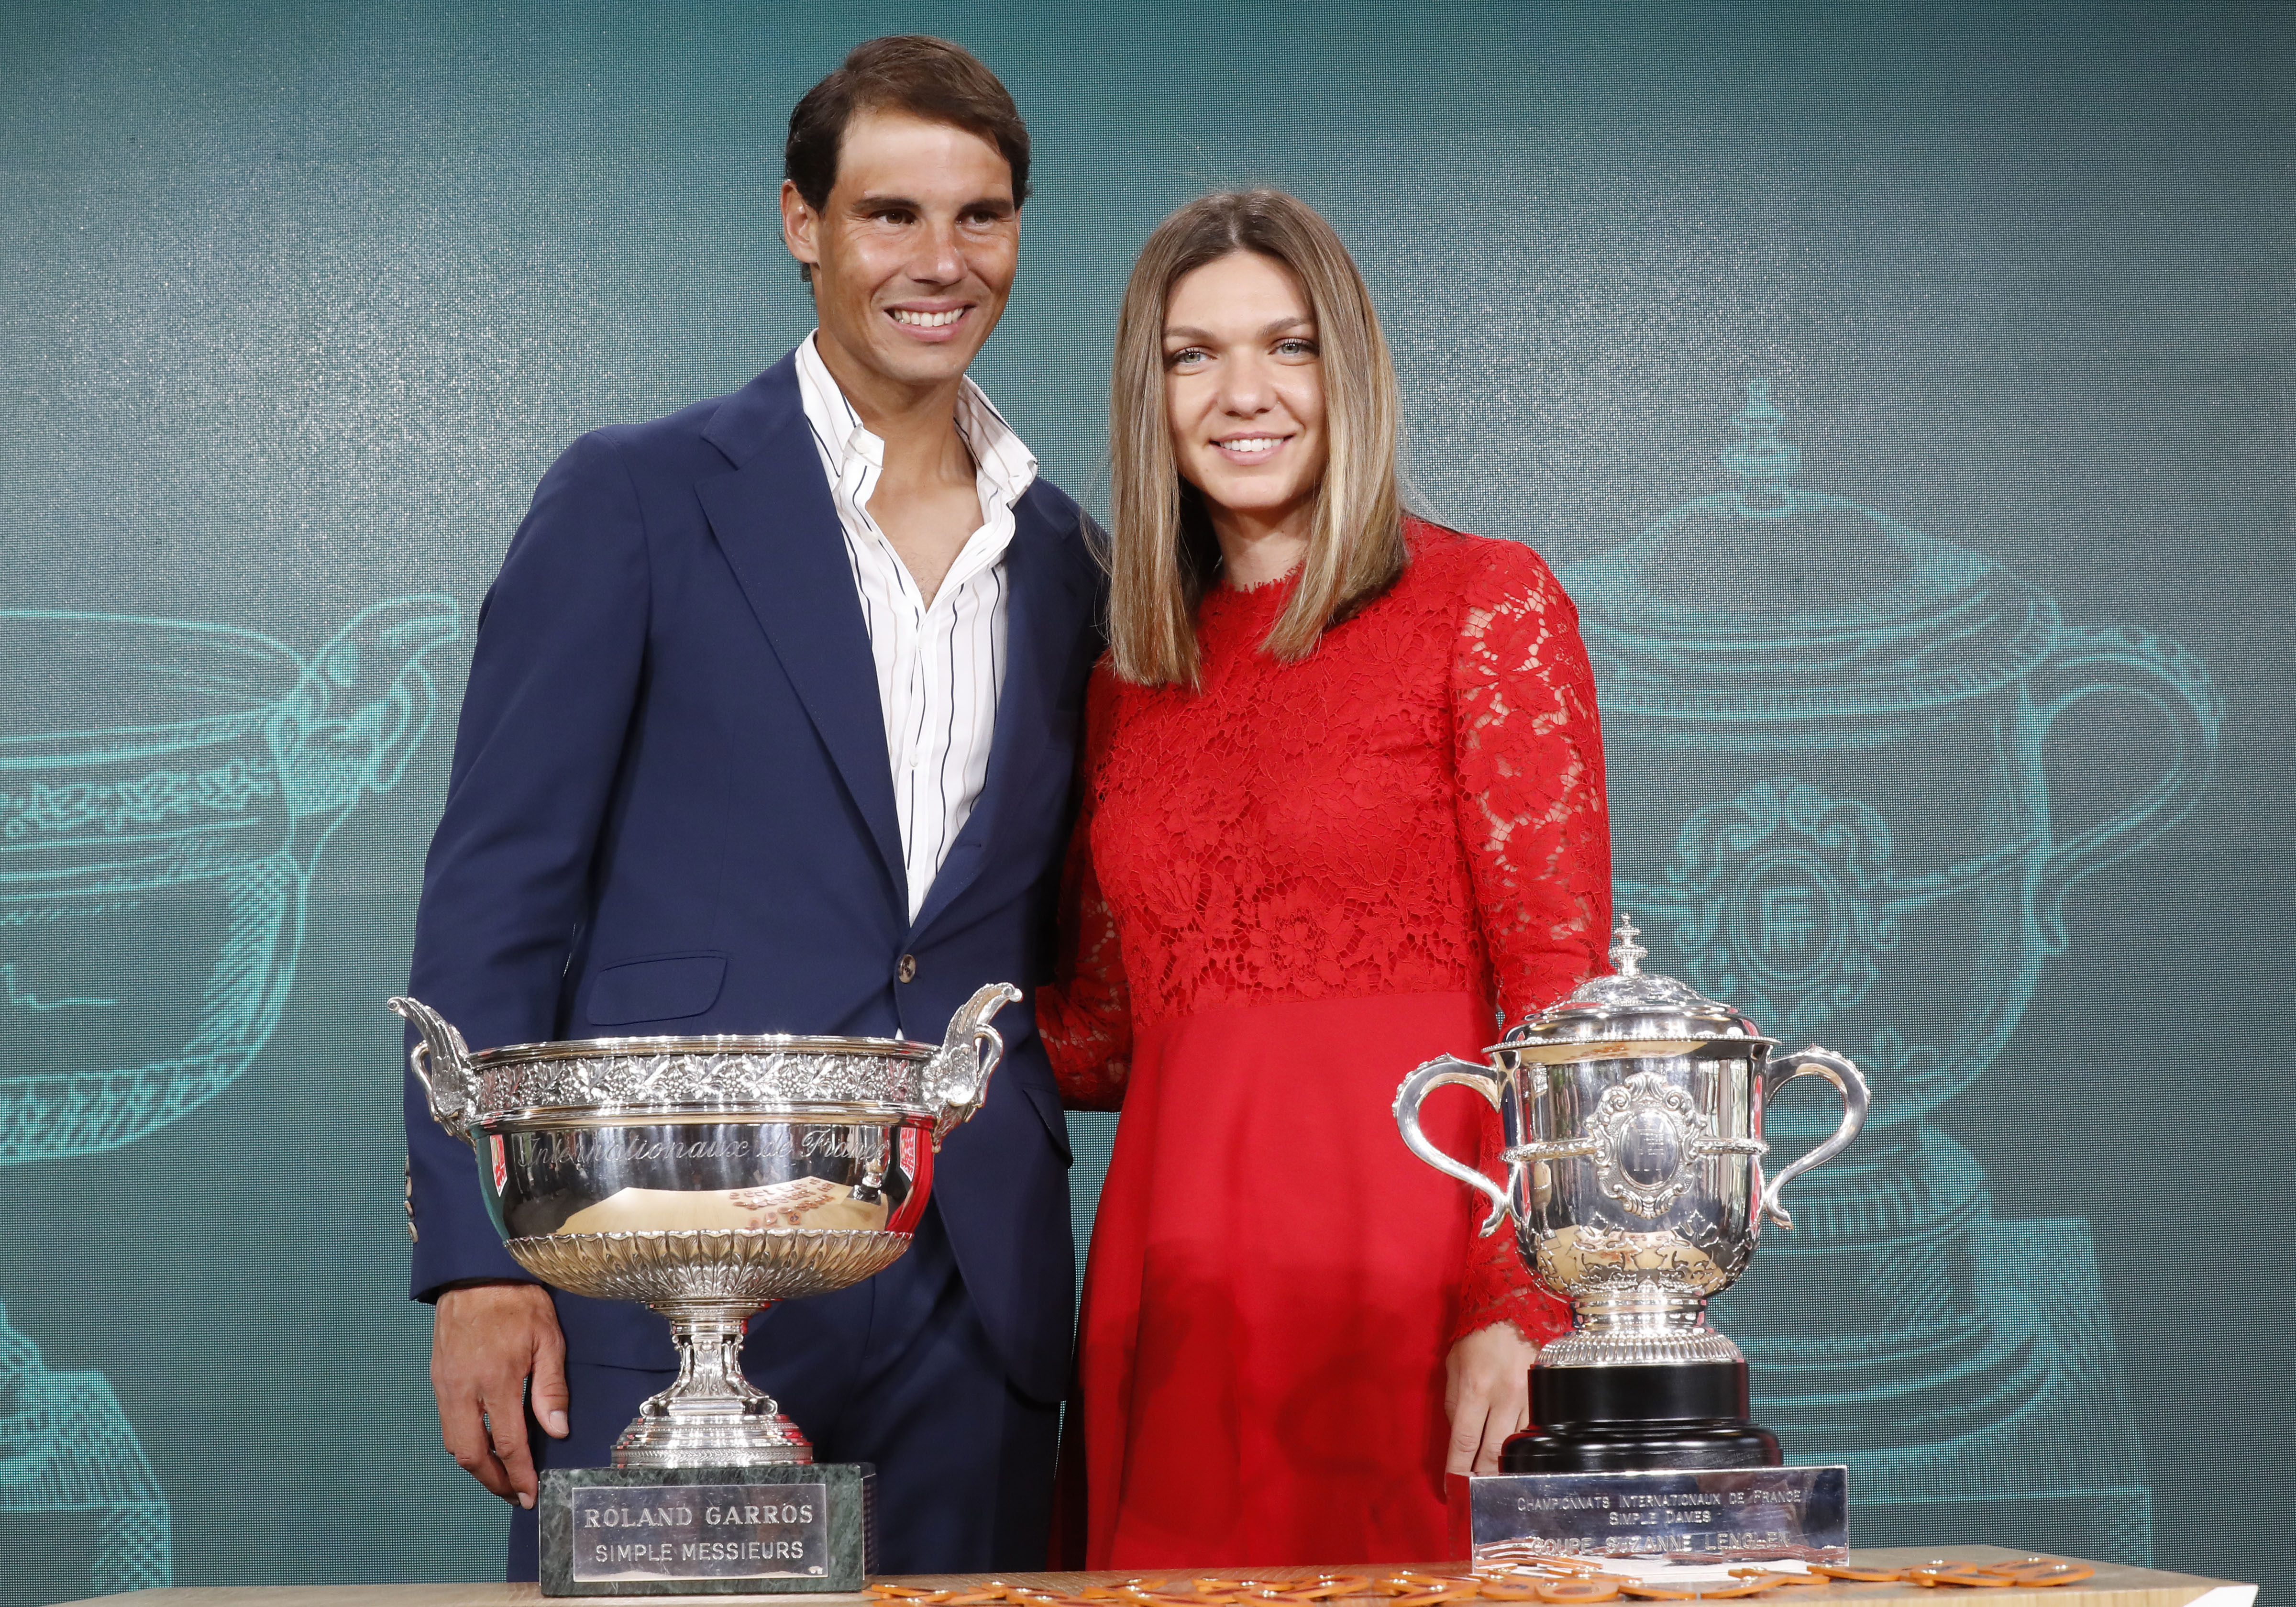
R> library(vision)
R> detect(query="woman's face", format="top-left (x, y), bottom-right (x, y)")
top-left (1163, 251), bottom-right (1327, 536)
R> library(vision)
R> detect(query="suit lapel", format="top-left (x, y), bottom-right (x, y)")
top-left (907, 490), bottom-right (1083, 940)
top-left (698, 360), bottom-right (906, 908)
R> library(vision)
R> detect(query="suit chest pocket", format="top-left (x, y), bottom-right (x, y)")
top-left (585, 953), bottom-right (727, 1026)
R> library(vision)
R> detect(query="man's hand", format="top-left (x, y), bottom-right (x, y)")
top-left (1445, 1319), bottom-right (1540, 1475)
top-left (432, 1282), bottom-right (569, 1508)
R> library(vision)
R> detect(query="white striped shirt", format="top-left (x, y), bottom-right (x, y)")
top-left (793, 332), bottom-right (1039, 924)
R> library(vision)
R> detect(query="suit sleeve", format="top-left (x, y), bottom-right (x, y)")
top-left (402, 431), bottom-right (651, 1299)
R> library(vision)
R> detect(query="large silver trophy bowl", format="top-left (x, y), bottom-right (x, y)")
top-left (1396, 918), bottom-right (1869, 1374)
top-left (390, 985), bottom-right (1018, 1469)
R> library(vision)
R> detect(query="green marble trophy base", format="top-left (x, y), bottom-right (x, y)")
top-left (538, 1463), bottom-right (874, 1597)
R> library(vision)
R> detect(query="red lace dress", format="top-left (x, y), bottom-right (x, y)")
top-left (1038, 521), bottom-right (1612, 1568)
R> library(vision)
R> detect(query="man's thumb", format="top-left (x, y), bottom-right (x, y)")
top-left (531, 1344), bottom-right (572, 1439)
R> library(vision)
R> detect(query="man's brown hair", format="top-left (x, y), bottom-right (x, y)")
top-left (785, 35), bottom-right (1032, 228)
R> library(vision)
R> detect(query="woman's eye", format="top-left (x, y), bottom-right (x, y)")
top-left (1166, 347), bottom-right (1209, 367)
top-left (1275, 338), bottom-right (1319, 358)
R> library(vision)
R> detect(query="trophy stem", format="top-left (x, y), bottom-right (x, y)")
top-left (610, 1306), bottom-right (814, 1468)
top-left (1540, 1288), bottom-right (1746, 1368)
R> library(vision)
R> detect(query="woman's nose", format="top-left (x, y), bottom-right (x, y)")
top-left (1219, 356), bottom-right (1275, 415)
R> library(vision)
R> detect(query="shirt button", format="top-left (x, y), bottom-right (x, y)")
top-left (897, 954), bottom-right (918, 984)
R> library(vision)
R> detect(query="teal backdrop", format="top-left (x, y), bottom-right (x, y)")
top-left (1, 3), bottom-right (2288, 1602)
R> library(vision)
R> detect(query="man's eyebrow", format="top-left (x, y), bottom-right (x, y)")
top-left (848, 191), bottom-right (1016, 214)
top-left (1162, 315), bottom-right (1316, 344)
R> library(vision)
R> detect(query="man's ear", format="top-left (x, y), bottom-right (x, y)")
top-left (780, 178), bottom-right (820, 281)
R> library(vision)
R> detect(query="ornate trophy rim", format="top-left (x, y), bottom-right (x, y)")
top-left (471, 1099), bottom-right (938, 1130)
top-left (441, 1033), bottom-right (973, 1128)
top-left (467, 1029), bottom-right (934, 1068)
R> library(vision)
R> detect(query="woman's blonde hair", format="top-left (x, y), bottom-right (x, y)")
top-left (1107, 190), bottom-right (1406, 687)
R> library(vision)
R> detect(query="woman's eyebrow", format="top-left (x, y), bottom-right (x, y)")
top-left (1162, 315), bottom-right (1316, 344)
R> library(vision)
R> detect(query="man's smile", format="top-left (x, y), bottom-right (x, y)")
top-left (887, 303), bottom-right (973, 341)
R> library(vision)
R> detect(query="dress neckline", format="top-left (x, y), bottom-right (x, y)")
top-left (1205, 565), bottom-right (1300, 613)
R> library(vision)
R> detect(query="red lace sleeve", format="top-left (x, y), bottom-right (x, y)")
top-left (1035, 669), bottom-right (1133, 1111)
top-left (1447, 536), bottom-right (1614, 1344)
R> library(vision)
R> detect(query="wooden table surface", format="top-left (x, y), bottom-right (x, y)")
top-left (53, 1547), bottom-right (2256, 1607)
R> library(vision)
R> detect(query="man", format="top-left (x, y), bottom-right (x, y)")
top-left (401, 36), bottom-right (1097, 1578)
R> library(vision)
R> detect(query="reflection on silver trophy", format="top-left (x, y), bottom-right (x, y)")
top-left (390, 985), bottom-right (1017, 1468)
top-left (1396, 915), bottom-right (1868, 1472)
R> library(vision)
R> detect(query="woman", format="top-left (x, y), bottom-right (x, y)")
top-left (1039, 191), bottom-right (1611, 1567)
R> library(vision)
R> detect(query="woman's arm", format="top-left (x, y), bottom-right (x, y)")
top-left (1443, 533), bottom-right (1617, 1470)
top-left (1035, 670), bottom-right (1134, 1110)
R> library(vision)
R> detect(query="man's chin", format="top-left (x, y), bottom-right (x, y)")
top-left (872, 341), bottom-right (985, 388)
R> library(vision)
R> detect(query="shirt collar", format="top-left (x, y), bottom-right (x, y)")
top-left (794, 331), bottom-right (1038, 509)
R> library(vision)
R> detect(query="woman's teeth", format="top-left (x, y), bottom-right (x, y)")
top-left (892, 309), bottom-right (963, 327)
top-left (1223, 437), bottom-right (1280, 453)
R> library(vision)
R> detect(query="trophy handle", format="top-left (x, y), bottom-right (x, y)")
top-left (387, 995), bottom-right (476, 1140)
top-left (2029, 623), bottom-right (2221, 953)
top-left (1393, 1054), bottom-right (1515, 1238)
top-left (1755, 1044), bottom-right (1870, 1230)
top-left (922, 982), bottom-right (1022, 1145)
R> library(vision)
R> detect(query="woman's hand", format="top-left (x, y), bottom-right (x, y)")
top-left (1445, 1319), bottom-right (1541, 1475)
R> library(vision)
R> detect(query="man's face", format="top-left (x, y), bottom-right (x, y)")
top-left (782, 109), bottom-right (1020, 397)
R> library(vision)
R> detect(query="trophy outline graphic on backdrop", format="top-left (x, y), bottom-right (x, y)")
top-left (1, 597), bottom-right (461, 1607)
top-left (1396, 914), bottom-right (1869, 1484)
top-left (1560, 383), bottom-right (2222, 1561)
top-left (391, 984), bottom-right (1018, 1596)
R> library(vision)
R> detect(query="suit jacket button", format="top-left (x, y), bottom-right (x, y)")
top-left (897, 953), bottom-right (918, 984)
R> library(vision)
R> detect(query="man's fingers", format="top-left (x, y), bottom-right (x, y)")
top-left (440, 1392), bottom-right (515, 1500)
top-left (531, 1329), bottom-right (572, 1440)
top-left (486, 1380), bottom-right (539, 1509)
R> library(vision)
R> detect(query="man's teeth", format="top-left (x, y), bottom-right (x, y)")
top-left (892, 309), bottom-right (963, 327)
top-left (1223, 437), bottom-right (1280, 453)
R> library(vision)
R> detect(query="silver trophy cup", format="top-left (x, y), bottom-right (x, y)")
top-left (391, 985), bottom-right (1017, 1469)
top-left (1395, 917), bottom-right (1869, 1387)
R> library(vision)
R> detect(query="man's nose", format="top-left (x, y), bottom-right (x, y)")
top-left (909, 219), bottom-right (967, 286)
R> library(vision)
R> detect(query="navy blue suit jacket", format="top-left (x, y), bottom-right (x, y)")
top-left (403, 352), bottom-right (1097, 1403)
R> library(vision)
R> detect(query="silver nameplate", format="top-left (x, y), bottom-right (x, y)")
top-left (1455, 1466), bottom-right (1847, 1562)
top-left (568, 1483), bottom-right (829, 1583)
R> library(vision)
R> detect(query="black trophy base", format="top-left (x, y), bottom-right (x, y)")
top-left (1501, 1360), bottom-right (1783, 1474)
top-left (538, 1463), bottom-right (874, 1597)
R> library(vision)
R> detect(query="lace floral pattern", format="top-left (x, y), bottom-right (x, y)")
top-left (1041, 521), bottom-right (1612, 1341)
